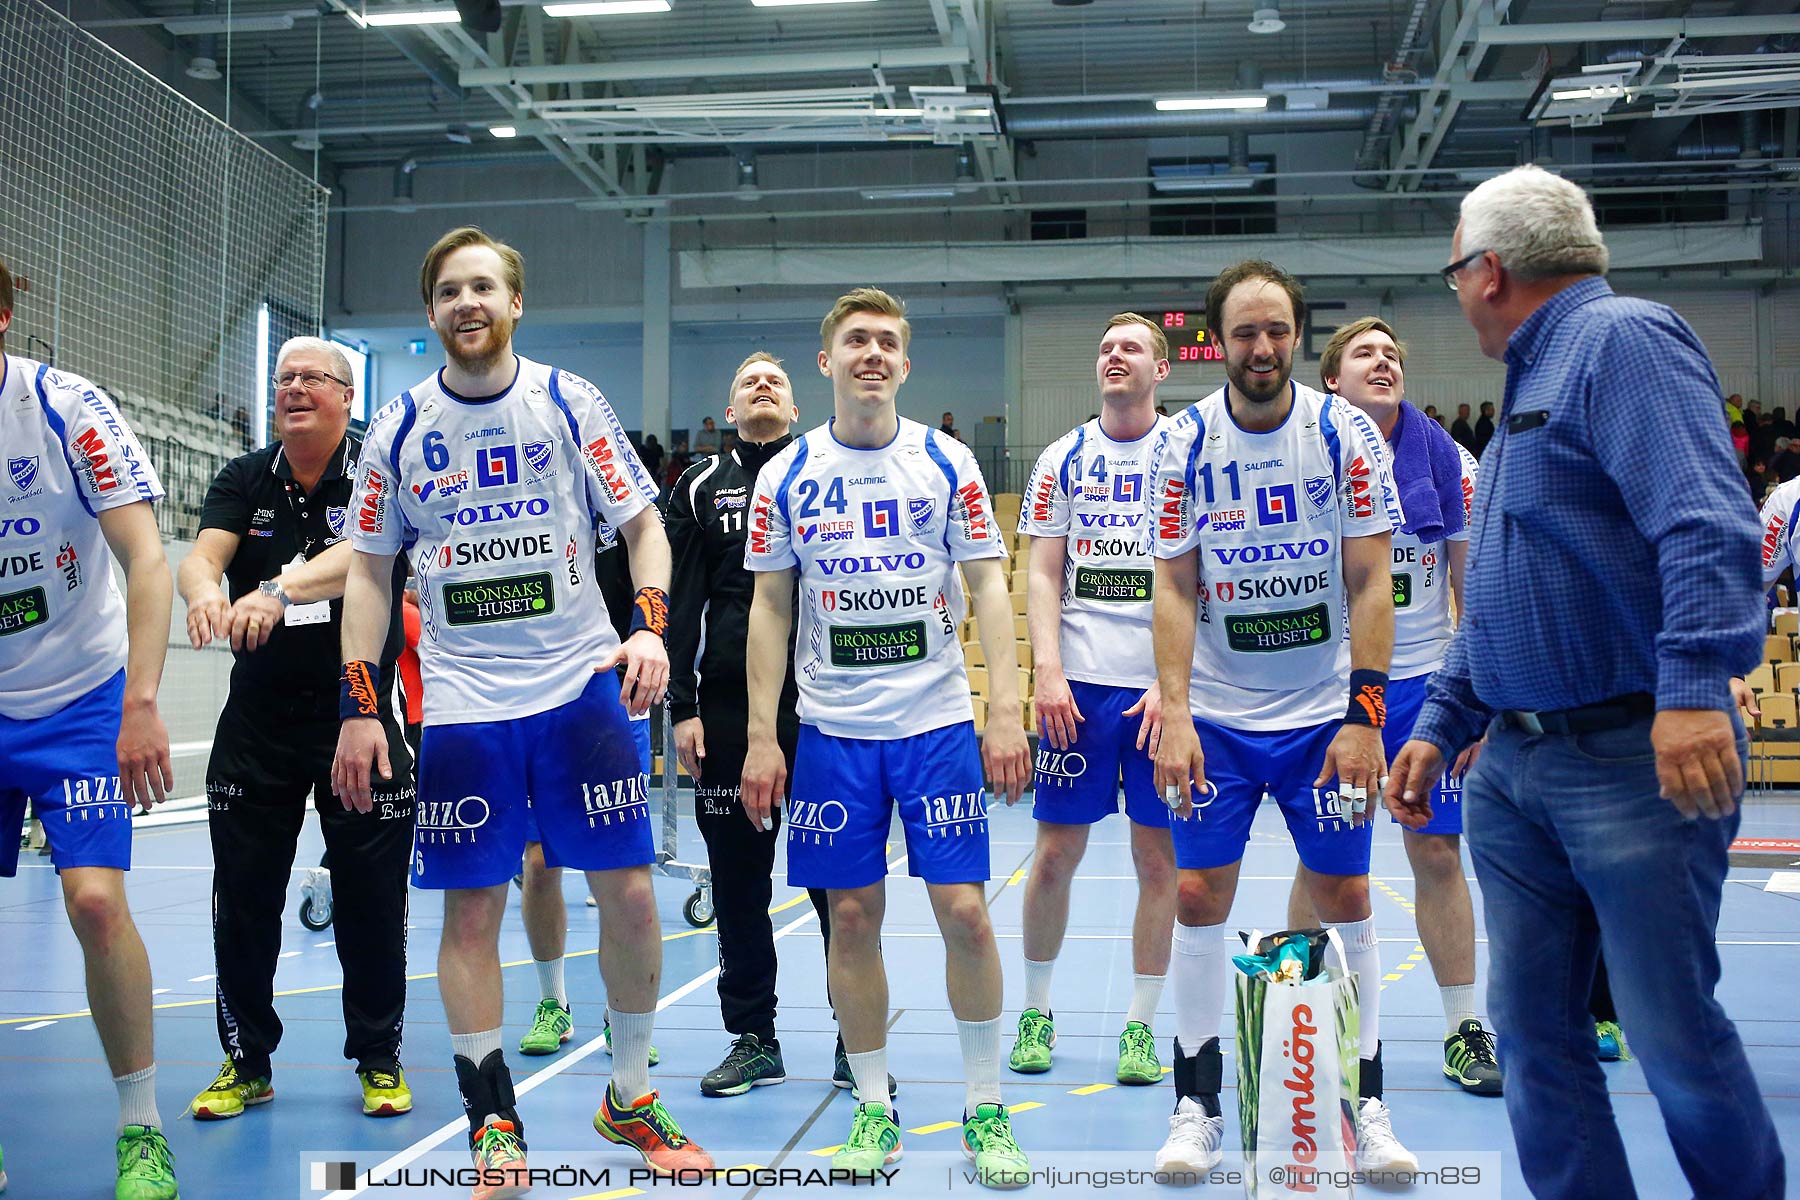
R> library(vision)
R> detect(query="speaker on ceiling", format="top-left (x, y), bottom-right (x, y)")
top-left (453, 0), bottom-right (503, 33)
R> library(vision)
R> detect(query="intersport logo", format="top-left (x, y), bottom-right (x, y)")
top-left (817, 552), bottom-right (926, 575)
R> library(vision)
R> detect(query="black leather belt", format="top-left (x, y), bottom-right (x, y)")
top-left (1500, 693), bottom-right (1655, 736)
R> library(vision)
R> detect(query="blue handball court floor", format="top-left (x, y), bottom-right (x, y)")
top-left (2, 791), bottom-right (1796, 1199)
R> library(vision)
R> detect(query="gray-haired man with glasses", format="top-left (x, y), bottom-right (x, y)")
top-left (176, 336), bottom-right (417, 1122)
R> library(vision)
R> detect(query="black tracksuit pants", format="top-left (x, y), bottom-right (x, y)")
top-left (205, 699), bottom-right (416, 1075)
top-left (692, 718), bottom-right (831, 1042)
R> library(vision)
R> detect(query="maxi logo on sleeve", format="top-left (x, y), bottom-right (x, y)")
top-left (1072, 565), bottom-right (1153, 603)
top-left (441, 572), bottom-right (556, 626)
top-left (829, 620), bottom-right (927, 666)
top-left (0, 586), bottom-right (48, 635)
top-left (1223, 603), bottom-right (1330, 653)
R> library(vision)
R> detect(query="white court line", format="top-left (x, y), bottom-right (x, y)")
top-left (168, 740), bottom-right (214, 755)
top-left (1768, 870), bottom-right (1800, 894)
top-left (278, 951), bottom-right (301, 959)
top-left (189, 975), bottom-right (215, 983)
top-left (17, 1021), bottom-right (54, 1031)
top-left (315, 941), bottom-right (335, 949)
top-left (320, 855), bottom-right (889, 1200)
top-left (152, 988), bottom-right (171, 995)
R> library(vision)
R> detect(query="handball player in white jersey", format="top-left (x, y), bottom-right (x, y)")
top-left (0, 257), bottom-right (180, 1200)
top-left (1149, 261), bottom-right (1417, 1176)
top-left (741, 288), bottom-right (1032, 1188)
top-left (331, 227), bottom-right (709, 1195)
top-left (1009, 313), bottom-right (1174, 1086)
top-left (1287, 317), bottom-right (1501, 1098)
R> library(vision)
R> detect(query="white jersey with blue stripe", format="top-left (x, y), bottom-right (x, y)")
top-left (745, 417), bottom-right (1006, 739)
top-left (1017, 415), bottom-right (1167, 690)
top-left (1150, 381), bottom-right (1398, 730)
top-left (1390, 442), bottom-right (1478, 680)
top-left (0, 355), bottom-right (163, 719)
top-left (351, 355), bottom-right (656, 726)
top-left (1757, 476), bottom-right (1800, 588)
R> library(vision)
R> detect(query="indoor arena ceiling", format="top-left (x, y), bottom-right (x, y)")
top-left (73, 0), bottom-right (1800, 214)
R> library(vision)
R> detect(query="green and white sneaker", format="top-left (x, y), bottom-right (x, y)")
top-left (115, 1125), bottom-right (178, 1200)
top-left (832, 1102), bottom-right (902, 1173)
top-left (519, 999), bottom-right (573, 1056)
top-left (1, 1138), bottom-right (8, 1193)
top-left (1007, 1009), bottom-right (1055, 1074)
top-left (602, 1014), bottom-right (660, 1067)
top-left (962, 1103), bottom-right (1030, 1189)
top-left (1116, 1021), bottom-right (1161, 1085)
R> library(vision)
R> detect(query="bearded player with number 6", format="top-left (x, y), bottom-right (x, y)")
top-left (331, 226), bottom-right (710, 1199)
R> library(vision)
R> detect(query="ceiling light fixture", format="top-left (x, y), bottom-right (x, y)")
top-left (861, 185), bottom-right (958, 200)
top-left (751, 0), bottom-right (879, 7)
top-left (735, 151), bottom-right (761, 201)
top-left (1154, 95), bottom-right (1269, 112)
top-left (544, 1), bottom-right (672, 15)
top-left (490, 125), bottom-right (518, 138)
top-left (184, 55), bottom-right (222, 80)
top-left (1247, 7), bottom-right (1285, 34)
top-left (164, 13), bottom-right (295, 34)
top-left (360, 7), bottom-right (462, 27)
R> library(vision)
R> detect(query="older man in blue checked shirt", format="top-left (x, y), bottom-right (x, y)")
top-left (1386, 165), bottom-right (1785, 1200)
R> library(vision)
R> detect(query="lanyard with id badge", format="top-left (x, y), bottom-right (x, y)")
top-left (272, 468), bottom-right (337, 627)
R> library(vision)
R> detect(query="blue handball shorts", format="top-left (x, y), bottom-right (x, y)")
top-left (1168, 715), bottom-right (1373, 876)
top-left (522, 707), bottom-right (652, 846)
top-left (414, 673), bottom-right (653, 889)
top-left (1384, 673), bottom-right (1463, 836)
top-left (787, 721), bottom-right (989, 890)
top-left (1031, 679), bottom-right (1168, 829)
top-left (0, 670), bottom-right (131, 877)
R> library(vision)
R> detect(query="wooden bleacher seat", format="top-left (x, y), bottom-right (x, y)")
top-left (1014, 639), bottom-right (1033, 669)
top-left (1011, 591), bottom-right (1029, 617)
top-left (1775, 612), bottom-right (1799, 638)
top-left (1746, 664), bottom-right (1776, 694)
top-left (1014, 615), bottom-right (1029, 641)
top-left (1760, 692), bottom-right (1799, 729)
top-left (963, 639), bottom-right (986, 667)
top-left (971, 696), bottom-right (987, 733)
top-left (1766, 633), bottom-right (1794, 664)
top-left (1775, 662), bottom-right (1800, 694)
top-left (1001, 528), bottom-right (1019, 553)
top-left (966, 665), bottom-right (989, 696)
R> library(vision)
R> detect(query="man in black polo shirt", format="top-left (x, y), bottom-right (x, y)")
top-left (176, 337), bottom-right (415, 1121)
top-left (668, 352), bottom-right (847, 1099)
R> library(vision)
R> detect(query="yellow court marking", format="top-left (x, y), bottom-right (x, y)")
top-left (1397, 962), bottom-right (1416, 970)
top-left (1006, 867), bottom-right (1027, 887)
top-left (725, 1163), bottom-right (764, 1171)
top-left (1382, 973), bottom-right (1405, 982)
top-left (908, 1120), bottom-right (962, 1135)
top-left (1008, 1101), bottom-right (1044, 1113)
top-left (0, 917), bottom-right (726, 1026)
top-left (571, 1189), bottom-right (644, 1200)
top-left (809, 1145), bottom-right (843, 1158)
top-left (1069, 1083), bottom-right (1113, 1095)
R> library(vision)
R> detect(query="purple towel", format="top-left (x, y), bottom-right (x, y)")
top-left (1387, 401), bottom-right (1466, 544)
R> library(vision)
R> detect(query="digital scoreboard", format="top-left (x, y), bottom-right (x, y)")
top-left (1159, 311), bottom-right (1224, 363)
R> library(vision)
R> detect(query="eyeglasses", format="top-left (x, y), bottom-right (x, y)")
top-left (1440, 248), bottom-right (1489, 292)
top-left (273, 369), bottom-right (351, 391)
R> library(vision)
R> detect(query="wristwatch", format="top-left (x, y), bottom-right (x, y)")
top-left (258, 578), bottom-right (291, 607)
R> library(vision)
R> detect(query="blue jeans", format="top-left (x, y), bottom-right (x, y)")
top-left (1465, 715), bottom-right (1784, 1200)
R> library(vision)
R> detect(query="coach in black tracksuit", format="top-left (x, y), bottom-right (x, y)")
top-left (667, 353), bottom-right (843, 1098)
top-left (176, 339), bottom-right (414, 1117)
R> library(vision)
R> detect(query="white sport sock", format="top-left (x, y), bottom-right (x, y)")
top-left (958, 1016), bottom-right (1003, 1110)
top-left (1126, 973), bottom-right (1166, 1029)
top-left (535, 956), bottom-right (568, 1007)
top-left (450, 1028), bottom-right (503, 1064)
top-left (115, 1064), bottom-right (162, 1133)
top-left (1170, 921), bottom-right (1227, 1052)
top-left (1022, 956), bottom-right (1056, 1014)
top-left (1329, 916), bottom-right (1382, 1054)
top-left (847, 1047), bottom-right (892, 1115)
top-left (1441, 983), bottom-right (1478, 1034)
top-left (607, 1007), bottom-right (655, 1102)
